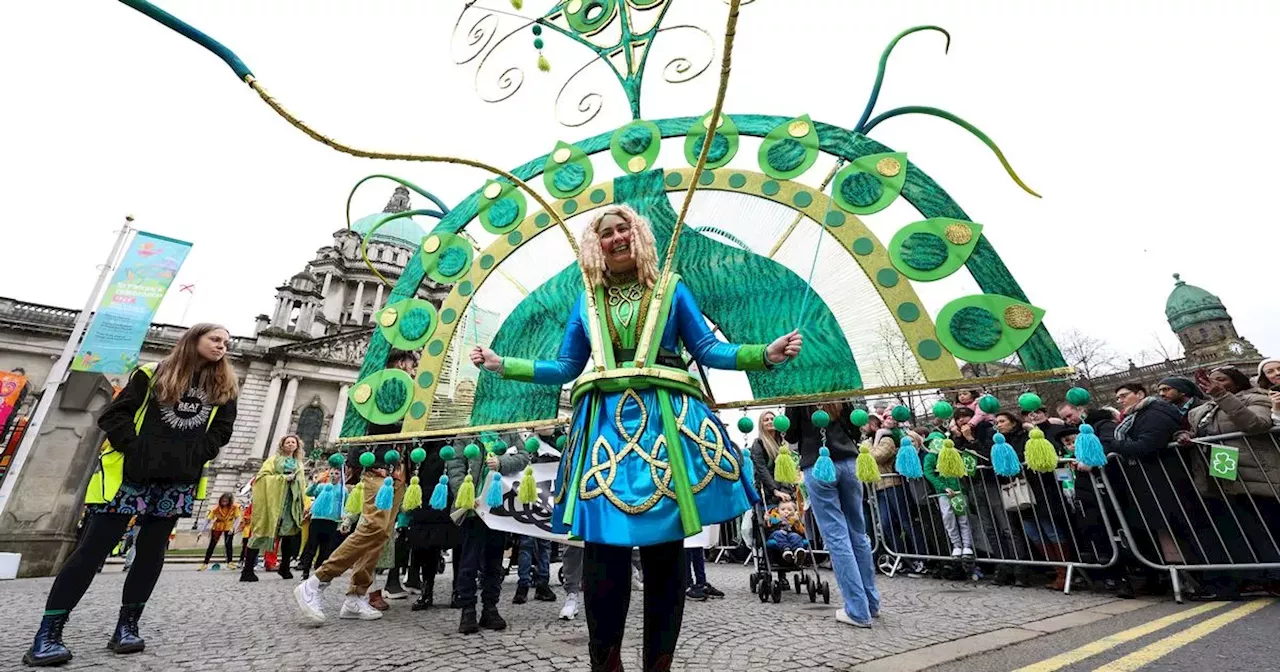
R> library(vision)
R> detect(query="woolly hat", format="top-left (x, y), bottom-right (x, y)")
top-left (1158, 376), bottom-right (1202, 400)
top-left (1257, 358), bottom-right (1280, 390)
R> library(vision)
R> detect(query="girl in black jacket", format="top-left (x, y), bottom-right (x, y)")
top-left (25, 324), bottom-right (239, 667)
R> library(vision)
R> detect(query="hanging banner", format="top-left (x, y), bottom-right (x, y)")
top-left (0, 371), bottom-right (27, 433)
top-left (471, 461), bottom-right (716, 548)
top-left (73, 231), bottom-right (192, 374)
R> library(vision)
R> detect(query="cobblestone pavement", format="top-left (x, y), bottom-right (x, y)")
top-left (0, 562), bottom-right (1121, 671)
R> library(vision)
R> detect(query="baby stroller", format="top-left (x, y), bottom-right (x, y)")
top-left (746, 487), bottom-right (831, 604)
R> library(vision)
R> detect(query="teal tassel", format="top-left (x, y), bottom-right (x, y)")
top-left (311, 483), bottom-right (340, 520)
top-left (812, 446), bottom-right (837, 483)
top-left (1074, 424), bottom-right (1107, 468)
top-left (428, 475), bottom-right (449, 510)
top-left (991, 433), bottom-right (1022, 477)
top-left (374, 476), bottom-right (394, 511)
top-left (485, 472), bottom-right (504, 508)
top-left (895, 437), bottom-right (924, 479)
top-left (740, 448), bottom-right (756, 489)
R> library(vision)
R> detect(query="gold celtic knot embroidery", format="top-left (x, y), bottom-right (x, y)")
top-left (579, 389), bottom-right (676, 514)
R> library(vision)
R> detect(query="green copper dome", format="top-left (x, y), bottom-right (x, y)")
top-left (350, 212), bottom-right (428, 248)
top-left (1165, 273), bottom-right (1230, 332)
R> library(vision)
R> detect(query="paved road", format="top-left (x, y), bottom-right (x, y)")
top-left (0, 562), bottom-right (1121, 671)
top-left (924, 598), bottom-right (1279, 672)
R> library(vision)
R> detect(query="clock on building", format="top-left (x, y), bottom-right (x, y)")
top-left (1228, 341), bottom-right (1245, 356)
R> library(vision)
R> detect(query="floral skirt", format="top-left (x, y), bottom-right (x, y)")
top-left (88, 479), bottom-right (197, 518)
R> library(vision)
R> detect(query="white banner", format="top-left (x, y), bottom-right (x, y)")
top-left (469, 461), bottom-right (716, 548)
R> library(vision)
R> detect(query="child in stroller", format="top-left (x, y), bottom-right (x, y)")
top-left (765, 500), bottom-right (809, 565)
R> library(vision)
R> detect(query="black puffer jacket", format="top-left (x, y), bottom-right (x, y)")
top-left (407, 440), bottom-right (460, 550)
top-left (782, 404), bottom-right (860, 470)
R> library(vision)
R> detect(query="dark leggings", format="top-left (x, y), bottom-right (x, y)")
top-left (45, 513), bottom-right (178, 613)
top-left (584, 541), bottom-right (684, 672)
top-left (203, 530), bottom-right (234, 564)
top-left (278, 534), bottom-right (301, 571)
top-left (298, 519), bottom-right (340, 574)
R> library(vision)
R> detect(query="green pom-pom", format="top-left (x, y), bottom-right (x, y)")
top-left (773, 446), bottom-right (801, 485)
top-left (359, 451), bottom-right (376, 468)
top-left (375, 378), bottom-right (408, 414)
top-left (328, 453), bottom-right (345, 468)
top-left (533, 37), bottom-right (544, 50)
top-left (464, 443), bottom-right (480, 460)
top-left (891, 405), bottom-right (911, 422)
top-left (936, 439), bottom-right (967, 478)
top-left (840, 171), bottom-right (883, 207)
top-left (410, 447), bottom-right (427, 464)
top-left (811, 409), bottom-right (830, 429)
top-left (402, 476), bottom-right (423, 511)
top-left (737, 416), bottom-right (754, 434)
top-left (856, 444), bottom-right (881, 484)
top-left (850, 409), bottom-right (870, 427)
top-left (454, 474), bottom-right (476, 510)
top-left (620, 125), bottom-right (654, 155)
top-left (524, 436), bottom-right (541, 453)
top-left (517, 465), bottom-right (538, 504)
top-left (1066, 387), bottom-right (1091, 406)
top-left (531, 24), bottom-right (542, 35)
top-left (555, 435), bottom-right (567, 450)
top-left (978, 394), bottom-right (1001, 414)
top-left (1025, 428), bottom-right (1059, 473)
top-left (440, 445), bottom-right (456, 460)
top-left (771, 415), bottom-right (791, 433)
top-left (932, 400), bottom-right (954, 420)
top-left (537, 53), bottom-right (550, 72)
top-left (1018, 392), bottom-right (1043, 413)
top-left (767, 138), bottom-right (806, 172)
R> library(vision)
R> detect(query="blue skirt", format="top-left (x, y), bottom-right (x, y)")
top-left (88, 480), bottom-right (197, 518)
top-left (551, 386), bottom-right (752, 547)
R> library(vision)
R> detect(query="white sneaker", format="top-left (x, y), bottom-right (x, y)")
top-left (339, 594), bottom-right (383, 620)
top-left (384, 588), bottom-right (409, 600)
top-left (961, 547), bottom-right (974, 558)
top-left (950, 548), bottom-right (962, 558)
top-left (835, 608), bottom-right (872, 629)
top-left (294, 576), bottom-right (328, 625)
top-left (559, 593), bottom-right (578, 621)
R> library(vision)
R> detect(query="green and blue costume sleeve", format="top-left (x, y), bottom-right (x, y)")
top-left (669, 281), bottom-right (769, 371)
top-left (500, 293), bottom-right (591, 385)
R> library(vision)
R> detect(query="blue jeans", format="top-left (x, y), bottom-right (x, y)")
top-left (1022, 517), bottom-right (1062, 545)
top-left (767, 530), bottom-right (806, 552)
top-left (876, 485), bottom-right (927, 555)
top-left (517, 535), bottom-right (551, 588)
top-left (804, 459), bottom-right (880, 624)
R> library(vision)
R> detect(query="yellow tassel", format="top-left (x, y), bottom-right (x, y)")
top-left (537, 53), bottom-right (551, 72)
top-left (773, 445), bottom-right (801, 485)
top-left (936, 439), bottom-right (967, 478)
top-left (344, 482), bottom-right (363, 515)
top-left (510, 0), bottom-right (523, 8)
top-left (1025, 428), bottom-right (1060, 473)
top-left (517, 466), bottom-right (538, 504)
top-left (402, 476), bottom-right (423, 511)
top-left (454, 474), bottom-right (476, 510)
top-left (855, 444), bottom-right (881, 484)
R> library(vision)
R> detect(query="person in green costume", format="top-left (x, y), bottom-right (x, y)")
top-left (242, 434), bottom-right (307, 581)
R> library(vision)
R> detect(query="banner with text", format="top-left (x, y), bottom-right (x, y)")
top-left (475, 461), bottom-right (717, 548)
top-left (73, 231), bottom-right (191, 374)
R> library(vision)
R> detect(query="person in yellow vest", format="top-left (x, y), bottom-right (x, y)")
top-left (242, 435), bottom-right (307, 582)
top-left (199, 493), bottom-right (242, 571)
top-left (24, 324), bottom-right (238, 667)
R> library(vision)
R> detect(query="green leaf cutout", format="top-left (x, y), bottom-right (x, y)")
top-left (757, 115), bottom-right (819, 180)
top-left (349, 368), bottom-right (415, 426)
top-left (420, 232), bottom-right (473, 285)
top-left (935, 294), bottom-right (1045, 363)
top-left (684, 112), bottom-right (739, 170)
top-left (888, 219), bottom-right (984, 282)
top-left (543, 141), bottom-right (594, 199)
top-left (832, 152), bottom-right (907, 215)
top-left (376, 298), bottom-right (438, 351)
top-left (610, 120), bottom-right (662, 175)
top-left (478, 180), bottom-right (527, 235)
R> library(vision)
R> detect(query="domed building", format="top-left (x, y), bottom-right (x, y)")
top-left (1165, 273), bottom-right (1259, 362)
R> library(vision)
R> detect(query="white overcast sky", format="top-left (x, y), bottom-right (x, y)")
top-left (2, 0), bottom-right (1277, 368)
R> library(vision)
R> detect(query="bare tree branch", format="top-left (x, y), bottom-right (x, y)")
top-left (1058, 328), bottom-right (1123, 380)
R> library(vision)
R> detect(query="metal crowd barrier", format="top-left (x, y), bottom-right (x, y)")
top-left (868, 461), bottom-right (1120, 594)
top-left (1098, 427), bottom-right (1280, 603)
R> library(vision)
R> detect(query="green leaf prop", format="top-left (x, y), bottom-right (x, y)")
top-left (757, 115), bottom-right (819, 180)
top-left (935, 294), bottom-right (1045, 363)
top-left (420, 232), bottom-right (472, 285)
top-left (610, 120), bottom-right (662, 175)
top-left (542, 141), bottom-right (594, 199)
top-left (477, 180), bottom-right (527, 235)
top-left (888, 218), bottom-right (984, 281)
top-left (375, 298), bottom-right (438, 351)
top-left (349, 368), bottom-right (415, 425)
top-left (684, 111), bottom-right (739, 169)
top-left (832, 152), bottom-right (907, 215)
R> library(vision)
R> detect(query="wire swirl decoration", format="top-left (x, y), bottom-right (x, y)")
top-left (554, 56), bottom-right (609, 128)
top-left (652, 24), bottom-right (715, 84)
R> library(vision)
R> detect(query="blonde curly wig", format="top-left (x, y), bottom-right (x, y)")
top-left (579, 204), bottom-right (659, 289)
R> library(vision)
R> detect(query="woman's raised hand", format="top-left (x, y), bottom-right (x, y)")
top-left (470, 345), bottom-right (503, 372)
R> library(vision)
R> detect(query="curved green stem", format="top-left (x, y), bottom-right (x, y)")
top-left (855, 26), bottom-right (950, 135)
top-left (862, 106), bottom-right (1041, 198)
top-left (345, 175), bottom-right (450, 230)
top-left (118, 0), bottom-right (252, 79)
top-left (361, 209), bottom-right (446, 287)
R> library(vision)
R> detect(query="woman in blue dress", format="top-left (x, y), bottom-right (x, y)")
top-left (471, 204), bottom-right (801, 672)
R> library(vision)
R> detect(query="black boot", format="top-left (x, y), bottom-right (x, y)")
top-left (458, 606), bottom-right (479, 634)
top-left (512, 584), bottom-right (528, 604)
top-left (107, 605), bottom-right (146, 654)
top-left (534, 584), bottom-right (557, 602)
top-left (240, 548), bottom-right (259, 582)
top-left (22, 613), bottom-right (73, 667)
top-left (412, 587), bottom-right (434, 611)
top-left (479, 606), bottom-right (508, 631)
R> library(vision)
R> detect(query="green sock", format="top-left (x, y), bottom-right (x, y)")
top-left (42, 610), bottom-right (68, 617)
